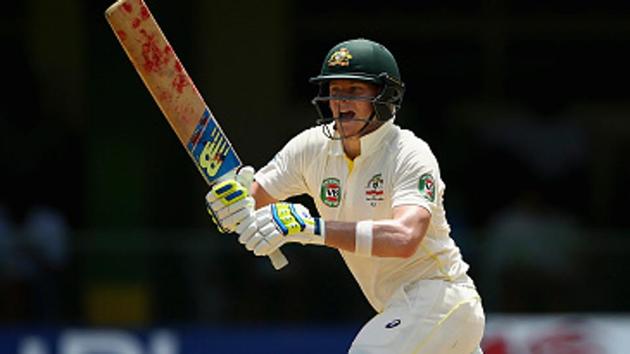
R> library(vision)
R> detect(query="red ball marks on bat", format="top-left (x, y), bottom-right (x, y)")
top-left (164, 45), bottom-right (173, 57)
top-left (158, 90), bottom-right (173, 103)
top-left (132, 17), bottom-right (140, 28)
top-left (174, 105), bottom-right (195, 124)
top-left (174, 60), bottom-right (184, 73)
top-left (117, 30), bottom-right (127, 41)
top-left (172, 60), bottom-right (189, 93)
top-left (140, 6), bottom-right (150, 20)
top-left (164, 45), bottom-right (175, 67)
top-left (122, 3), bottom-right (133, 13)
top-left (140, 29), bottom-right (170, 73)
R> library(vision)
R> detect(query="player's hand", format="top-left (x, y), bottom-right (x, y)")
top-left (238, 202), bottom-right (325, 256)
top-left (205, 166), bottom-right (255, 233)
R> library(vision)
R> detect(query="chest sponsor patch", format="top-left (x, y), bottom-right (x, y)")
top-left (365, 173), bottom-right (384, 205)
top-left (320, 177), bottom-right (341, 207)
top-left (418, 173), bottom-right (436, 202)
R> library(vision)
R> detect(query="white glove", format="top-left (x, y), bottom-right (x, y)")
top-left (238, 202), bottom-right (325, 256)
top-left (205, 166), bottom-right (255, 233)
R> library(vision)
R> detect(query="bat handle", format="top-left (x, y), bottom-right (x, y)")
top-left (269, 249), bottom-right (289, 270)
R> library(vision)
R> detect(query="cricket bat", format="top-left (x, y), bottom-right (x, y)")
top-left (105, 0), bottom-right (288, 270)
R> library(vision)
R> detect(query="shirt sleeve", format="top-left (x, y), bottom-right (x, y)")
top-left (254, 132), bottom-right (310, 201)
top-left (391, 143), bottom-right (441, 214)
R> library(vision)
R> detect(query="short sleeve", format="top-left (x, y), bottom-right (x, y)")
top-left (254, 132), bottom-right (311, 201)
top-left (391, 143), bottom-right (441, 214)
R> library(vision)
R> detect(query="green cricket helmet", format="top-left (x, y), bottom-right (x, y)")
top-left (310, 38), bottom-right (405, 136)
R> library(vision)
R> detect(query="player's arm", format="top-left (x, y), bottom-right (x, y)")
top-left (325, 205), bottom-right (430, 258)
top-left (250, 181), bottom-right (279, 209)
top-left (240, 187), bottom-right (431, 258)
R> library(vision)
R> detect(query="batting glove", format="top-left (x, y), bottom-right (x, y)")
top-left (205, 166), bottom-right (255, 233)
top-left (238, 202), bottom-right (325, 256)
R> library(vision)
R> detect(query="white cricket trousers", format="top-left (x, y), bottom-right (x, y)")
top-left (349, 276), bottom-right (485, 354)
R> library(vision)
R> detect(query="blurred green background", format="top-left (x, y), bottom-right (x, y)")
top-left (1, 0), bottom-right (629, 328)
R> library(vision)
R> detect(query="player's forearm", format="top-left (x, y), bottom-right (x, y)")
top-left (325, 219), bottom-right (427, 258)
top-left (251, 181), bottom-right (278, 209)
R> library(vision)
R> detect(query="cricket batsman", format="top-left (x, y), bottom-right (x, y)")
top-left (206, 38), bottom-right (485, 354)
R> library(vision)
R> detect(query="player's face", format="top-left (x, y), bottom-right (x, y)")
top-left (328, 80), bottom-right (379, 137)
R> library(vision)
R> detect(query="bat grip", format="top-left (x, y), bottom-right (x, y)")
top-left (268, 249), bottom-right (289, 270)
top-left (210, 169), bottom-right (289, 270)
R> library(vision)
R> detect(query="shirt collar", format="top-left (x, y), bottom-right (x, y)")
top-left (326, 118), bottom-right (397, 158)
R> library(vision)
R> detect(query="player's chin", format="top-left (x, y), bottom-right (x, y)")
top-left (335, 122), bottom-right (363, 138)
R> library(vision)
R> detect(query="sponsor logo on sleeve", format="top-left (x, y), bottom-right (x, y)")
top-left (320, 177), bottom-right (341, 207)
top-left (418, 173), bottom-right (435, 202)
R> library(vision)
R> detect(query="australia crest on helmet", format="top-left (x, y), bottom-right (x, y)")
top-left (328, 48), bottom-right (352, 67)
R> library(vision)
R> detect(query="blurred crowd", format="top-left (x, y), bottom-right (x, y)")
top-left (0, 205), bottom-right (70, 322)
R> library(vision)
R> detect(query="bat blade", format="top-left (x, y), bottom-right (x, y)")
top-left (105, 0), bottom-right (288, 270)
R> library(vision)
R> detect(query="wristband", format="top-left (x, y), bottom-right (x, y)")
top-left (355, 220), bottom-right (373, 257)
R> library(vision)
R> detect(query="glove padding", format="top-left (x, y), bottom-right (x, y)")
top-left (239, 202), bottom-right (325, 256)
top-left (205, 166), bottom-right (255, 233)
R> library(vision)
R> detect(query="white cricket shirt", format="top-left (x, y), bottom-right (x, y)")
top-left (255, 120), bottom-right (471, 312)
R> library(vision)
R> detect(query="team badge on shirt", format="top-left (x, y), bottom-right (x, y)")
top-left (418, 173), bottom-right (435, 202)
top-left (320, 177), bottom-right (341, 207)
top-left (365, 173), bottom-right (384, 206)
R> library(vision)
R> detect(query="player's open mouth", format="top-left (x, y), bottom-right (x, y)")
top-left (338, 111), bottom-right (356, 120)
